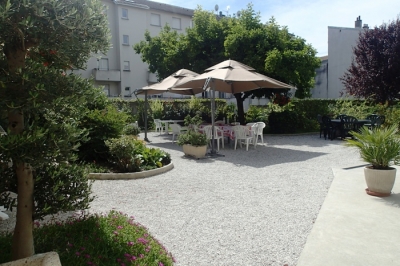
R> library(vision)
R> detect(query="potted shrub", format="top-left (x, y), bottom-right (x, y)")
top-left (177, 115), bottom-right (208, 159)
top-left (346, 125), bottom-right (400, 197)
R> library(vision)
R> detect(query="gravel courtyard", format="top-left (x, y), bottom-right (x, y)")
top-left (1, 132), bottom-right (364, 265)
top-left (90, 132), bottom-right (363, 266)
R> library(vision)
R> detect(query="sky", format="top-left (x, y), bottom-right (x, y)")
top-left (153, 0), bottom-right (400, 56)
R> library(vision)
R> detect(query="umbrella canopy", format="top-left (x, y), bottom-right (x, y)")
top-left (174, 59), bottom-right (294, 92)
top-left (135, 69), bottom-right (199, 95)
top-left (172, 59), bottom-right (293, 156)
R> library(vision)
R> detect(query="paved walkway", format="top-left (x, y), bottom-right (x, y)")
top-left (297, 166), bottom-right (400, 265)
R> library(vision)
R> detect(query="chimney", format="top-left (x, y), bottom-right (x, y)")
top-left (363, 24), bottom-right (369, 29)
top-left (355, 16), bottom-right (362, 28)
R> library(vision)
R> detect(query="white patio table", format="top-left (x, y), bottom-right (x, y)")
top-left (160, 120), bottom-right (184, 134)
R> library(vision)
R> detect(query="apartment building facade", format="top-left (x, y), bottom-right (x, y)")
top-left (76, 0), bottom-right (194, 98)
top-left (311, 17), bottom-right (369, 99)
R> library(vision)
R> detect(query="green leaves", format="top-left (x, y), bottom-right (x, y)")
top-left (346, 125), bottom-right (400, 169)
top-left (342, 18), bottom-right (400, 103)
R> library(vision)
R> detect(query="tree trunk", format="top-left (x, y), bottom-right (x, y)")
top-left (11, 163), bottom-right (35, 260)
top-left (234, 93), bottom-right (245, 125)
top-left (8, 111), bottom-right (35, 260)
top-left (6, 43), bottom-right (36, 259)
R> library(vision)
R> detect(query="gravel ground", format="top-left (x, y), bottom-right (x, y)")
top-left (1, 132), bottom-right (364, 266)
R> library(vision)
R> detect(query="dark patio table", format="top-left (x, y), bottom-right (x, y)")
top-left (330, 119), bottom-right (371, 140)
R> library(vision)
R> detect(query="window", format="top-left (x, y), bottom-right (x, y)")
top-left (103, 85), bottom-right (110, 96)
top-left (123, 61), bottom-right (130, 71)
top-left (219, 92), bottom-right (226, 98)
top-left (172, 17), bottom-right (181, 30)
top-left (122, 8), bottom-right (128, 19)
top-left (99, 58), bottom-right (108, 70)
top-left (124, 87), bottom-right (131, 97)
top-left (122, 35), bottom-right (129, 45)
top-left (151, 13), bottom-right (160, 26)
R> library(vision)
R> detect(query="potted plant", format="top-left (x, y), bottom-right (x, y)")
top-left (346, 125), bottom-right (400, 197)
top-left (177, 115), bottom-right (208, 159)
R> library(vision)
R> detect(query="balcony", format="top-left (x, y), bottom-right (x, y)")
top-left (93, 69), bottom-right (121, 82)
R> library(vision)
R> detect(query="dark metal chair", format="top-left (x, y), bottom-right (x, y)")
top-left (365, 114), bottom-right (379, 129)
top-left (342, 116), bottom-right (359, 139)
top-left (321, 115), bottom-right (333, 140)
top-left (365, 114), bottom-right (385, 129)
top-left (317, 114), bottom-right (324, 138)
top-left (336, 114), bottom-right (347, 120)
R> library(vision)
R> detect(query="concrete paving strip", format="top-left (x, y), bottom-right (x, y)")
top-left (297, 166), bottom-right (400, 266)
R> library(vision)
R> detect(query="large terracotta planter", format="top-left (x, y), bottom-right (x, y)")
top-left (364, 166), bottom-right (396, 197)
top-left (182, 144), bottom-right (207, 159)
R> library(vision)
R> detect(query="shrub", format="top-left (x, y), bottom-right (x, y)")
top-left (149, 99), bottom-right (164, 119)
top-left (123, 124), bottom-right (140, 136)
top-left (78, 104), bottom-right (128, 163)
top-left (177, 114), bottom-right (208, 146)
top-left (0, 163), bottom-right (93, 220)
top-left (105, 136), bottom-right (171, 172)
top-left (268, 110), bottom-right (300, 133)
top-left (0, 210), bottom-right (175, 265)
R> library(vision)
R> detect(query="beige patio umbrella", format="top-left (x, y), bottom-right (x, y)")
top-left (174, 59), bottom-right (294, 93)
top-left (136, 69), bottom-right (200, 95)
top-left (134, 69), bottom-right (200, 141)
top-left (173, 59), bottom-right (294, 155)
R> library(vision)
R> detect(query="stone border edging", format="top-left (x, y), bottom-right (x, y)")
top-left (88, 162), bottom-right (174, 180)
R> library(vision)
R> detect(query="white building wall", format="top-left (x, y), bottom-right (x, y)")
top-left (327, 26), bottom-right (365, 98)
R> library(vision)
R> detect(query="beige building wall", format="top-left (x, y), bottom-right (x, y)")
top-left (75, 0), bottom-right (194, 98)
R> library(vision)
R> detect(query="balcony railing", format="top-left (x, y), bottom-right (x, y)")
top-left (93, 69), bottom-right (121, 82)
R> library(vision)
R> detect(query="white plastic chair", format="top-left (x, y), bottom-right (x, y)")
top-left (232, 125), bottom-right (254, 151)
top-left (203, 125), bottom-right (224, 151)
top-left (232, 122), bottom-right (240, 125)
top-left (215, 120), bottom-right (225, 126)
top-left (154, 119), bottom-right (164, 135)
top-left (170, 124), bottom-right (187, 143)
top-left (255, 122), bottom-right (266, 144)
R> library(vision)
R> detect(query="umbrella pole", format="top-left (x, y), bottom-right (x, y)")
top-left (208, 79), bottom-right (224, 157)
top-left (210, 80), bottom-right (216, 154)
top-left (144, 91), bottom-right (149, 142)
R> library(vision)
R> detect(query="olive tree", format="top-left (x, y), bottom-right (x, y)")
top-left (0, 0), bottom-right (110, 259)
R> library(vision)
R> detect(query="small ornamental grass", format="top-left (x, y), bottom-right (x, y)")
top-left (0, 210), bottom-right (175, 265)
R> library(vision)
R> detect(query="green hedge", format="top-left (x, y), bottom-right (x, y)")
top-left (110, 98), bottom-right (400, 134)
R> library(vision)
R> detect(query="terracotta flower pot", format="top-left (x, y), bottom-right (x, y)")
top-left (364, 166), bottom-right (396, 197)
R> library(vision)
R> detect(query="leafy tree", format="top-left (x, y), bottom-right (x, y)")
top-left (134, 4), bottom-right (319, 124)
top-left (0, 0), bottom-right (110, 260)
top-left (341, 18), bottom-right (400, 103)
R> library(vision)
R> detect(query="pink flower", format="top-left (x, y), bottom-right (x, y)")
top-left (113, 231), bottom-right (118, 235)
top-left (127, 241), bottom-right (134, 246)
top-left (140, 254), bottom-right (144, 258)
top-left (117, 226), bottom-right (123, 229)
top-left (159, 263), bottom-right (164, 266)
top-left (75, 252), bottom-right (80, 257)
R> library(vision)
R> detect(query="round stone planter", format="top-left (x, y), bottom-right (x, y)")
top-left (182, 144), bottom-right (207, 159)
top-left (88, 162), bottom-right (174, 180)
top-left (364, 166), bottom-right (396, 197)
